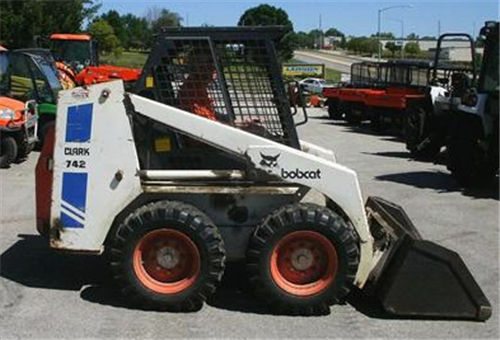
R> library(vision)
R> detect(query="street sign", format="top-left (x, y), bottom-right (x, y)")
top-left (282, 64), bottom-right (325, 78)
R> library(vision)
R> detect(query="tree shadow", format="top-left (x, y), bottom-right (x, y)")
top-left (376, 171), bottom-right (499, 200)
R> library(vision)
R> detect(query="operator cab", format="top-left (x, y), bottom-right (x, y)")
top-left (1, 49), bottom-right (61, 104)
top-left (49, 33), bottom-right (99, 72)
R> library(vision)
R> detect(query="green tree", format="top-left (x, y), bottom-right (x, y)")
top-left (339, 36), bottom-right (347, 49)
top-left (347, 37), bottom-right (380, 55)
top-left (324, 28), bottom-right (344, 37)
top-left (372, 32), bottom-right (396, 39)
top-left (238, 4), bottom-right (295, 63)
top-left (146, 7), bottom-right (183, 34)
top-left (89, 19), bottom-right (119, 54)
top-left (385, 41), bottom-right (401, 57)
top-left (404, 41), bottom-right (421, 56)
top-left (406, 32), bottom-right (419, 40)
top-left (294, 31), bottom-right (314, 49)
top-left (122, 14), bottom-right (151, 50)
top-left (305, 29), bottom-right (323, 48)
top-left (361, 38), bottom-right (380, 55)
top-left (0, 0), bottom-right (100, 48)
top-left (99, 10), bottom-right (128, 47)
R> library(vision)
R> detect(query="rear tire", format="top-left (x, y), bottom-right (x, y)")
top-left (327, 99), bottom-right (341, 119)
top-left (344, 103), bottom-right (363, 125)
top-left (0, 136), bottom-right (18, 168)
top-left (247, 203), bottom-right (359, 315)
top-left (403, 102), bottom-right (441, 160)
top-left (447, 117), bottom-right (498, 187)
top-left (109, 200), bottom-right (226, 311)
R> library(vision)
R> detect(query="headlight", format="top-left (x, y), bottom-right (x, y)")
top-left (0, 108), bottom-right (15, 120)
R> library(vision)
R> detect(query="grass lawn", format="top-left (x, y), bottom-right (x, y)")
top-left (99, 52), bottom-right (342, 83)
top-left (288, 58), bottom-right (341, 83)
top-left (100, 51), bottom-right (148, 69)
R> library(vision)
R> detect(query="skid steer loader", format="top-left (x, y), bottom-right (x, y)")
top-left (35, 27), bottom-right (491, 319)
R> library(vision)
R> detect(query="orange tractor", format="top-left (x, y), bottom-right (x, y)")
top-left (49, 33), bottom-right (141, 88)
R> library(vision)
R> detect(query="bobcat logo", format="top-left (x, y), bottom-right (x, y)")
top-left (260, 152), bottom-right (280, 168)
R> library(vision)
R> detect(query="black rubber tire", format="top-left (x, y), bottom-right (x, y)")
top-left (0, 136), bottom-right (18, 168)
top-left (16, 140), bottom-right (34, 162)
top-left (344, 103), bottom-right (363, 126)
top-left (246, 203), bottom-right (359, 315)
top-left (327, 99), bottom-right (341, 120)
top-left (36, 120), bottom-right (55, 150)
top-left (403, 102), bottom-right (441, 160)
top-left (109, 200), bottom-right (226, 311)
top-left (304, 95), bottom-right (312, 108)
top-left (447, 118), bottom-right (498, 187)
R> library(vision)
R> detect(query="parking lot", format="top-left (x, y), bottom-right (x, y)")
top-left (0, 107), bottom-right (498, 339)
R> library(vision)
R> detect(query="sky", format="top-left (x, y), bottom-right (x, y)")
top-left (97, 0), bottom-right (499, 38)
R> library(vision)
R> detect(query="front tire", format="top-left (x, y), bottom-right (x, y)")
top-left (109, 200), bottom-right (225, 311)
top-left (247, 203), bottom-right (359, 315)
top-left (0, 136), bottom-right (18, 168)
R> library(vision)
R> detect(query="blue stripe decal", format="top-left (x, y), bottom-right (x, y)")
top-left (61, 172), bottom-right (88, 228)
top-left (65, 103), bottom-right (93, 142)
top-left (61, 212), bottom-right (83, 229)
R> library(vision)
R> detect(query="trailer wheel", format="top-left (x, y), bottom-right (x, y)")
top-left (247, 203), bottom-right (359, 315)
top-left (0, 136), bottom-right (18, 168)
top-left (403, 102), bottom-right (441, 159)
top-left (344, 103), bottom-right (362, 125)
top-left (327, 99), bottom-right (341, 119)
top-left (110, 200), bottom-right (225, 311)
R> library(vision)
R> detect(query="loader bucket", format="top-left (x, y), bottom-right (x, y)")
top-left (364, 196), bottom-right (491, 321)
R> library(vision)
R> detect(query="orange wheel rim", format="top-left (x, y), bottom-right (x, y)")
top-left (270, 231), bottom-right (338, 296)
top-left (133, 229), bottom-right (200, 294)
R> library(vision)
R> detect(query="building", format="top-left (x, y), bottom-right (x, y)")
top-left (379, 39), bottom-right (472, 52)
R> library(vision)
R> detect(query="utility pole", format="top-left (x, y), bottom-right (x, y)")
top-left (377, 5), bottom-right (412, 62)
top-left (438, 20), bottom-right (441, 37)
top-left (319, 14), bottom-right (323, 50)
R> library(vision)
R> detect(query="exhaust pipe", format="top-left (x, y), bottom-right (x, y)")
top-left (364, 196), bottom-right (491, 321)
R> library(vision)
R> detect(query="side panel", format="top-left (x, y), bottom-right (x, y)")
top-left (50, 81), bottom-right (142, 251)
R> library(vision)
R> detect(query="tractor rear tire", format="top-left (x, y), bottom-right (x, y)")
top-left (109, 200), bottom-right (225, 311)
top-left (247, 203), bottom-right (359, 315)
top-left (0, 136), bottom-right (18, 168)
top-left (447, 118), bottom-right (498, 187)
top-left (403, 102), bottom-right (441, 160)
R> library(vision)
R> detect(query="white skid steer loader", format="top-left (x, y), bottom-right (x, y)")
top-left (36, 27), bottom-right (491, 319)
